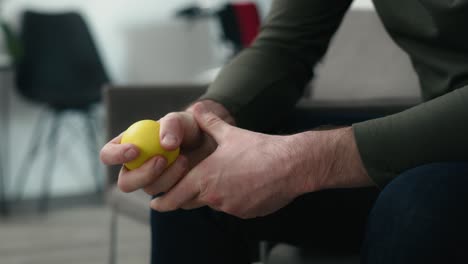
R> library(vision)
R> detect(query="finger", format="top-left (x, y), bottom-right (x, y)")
top-left (149, 161), bottom-right (206, 212)
top-left (180, 199), bottom-right (205, 210)
top-left (117, 156), bottom-right (167, 193)
top-left (192, 102), bottom-right (230, 143)
top-left (159, 113), bottom-right (183, 150)
top-left (159, 112), bottom-right (200, 150)
top-left (143, 155), bottom-right (189, 196)
top-left (100, 135), bottom-right (139, 165)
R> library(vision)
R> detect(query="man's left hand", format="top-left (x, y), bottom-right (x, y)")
top-left (150, 103), bottom-right (374, 219)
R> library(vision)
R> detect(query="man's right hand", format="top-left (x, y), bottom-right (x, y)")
top-left (99, 100), bottom-right (234, 196)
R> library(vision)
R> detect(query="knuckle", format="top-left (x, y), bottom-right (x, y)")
top-left (117, 178), bottom-right (132, 193)
top-left (198, 194), bottom-right (209, 205)
top-left (198, 174), bottom-right (225, 207)
top-left (117, 148), bottom-right (129, 163)
top-left (162, 112), bottom-right (181, 124)
top-left (204, 115), bottom-right (221, 128)
top-left (205, 192), bottom-right (223, 208)
top-left (143, 186), bottom-right (157, 196)
top-left (192, 102), bottom-right (204, 109)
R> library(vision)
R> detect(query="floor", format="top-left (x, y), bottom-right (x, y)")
top-left (0, 205), bottom-right (150, 264)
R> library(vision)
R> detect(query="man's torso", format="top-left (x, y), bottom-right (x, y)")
top-left (372, 0), bottom-right (468, 99)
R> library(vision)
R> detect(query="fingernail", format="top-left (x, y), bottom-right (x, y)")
top-left (124, 148), bottom-right (138, 159)
top-left (162, 134), bottom-right (178, 146)
top-left (154, 158), bottom-right (167, 171)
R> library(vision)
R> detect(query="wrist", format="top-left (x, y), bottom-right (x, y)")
top-left (288, 127), bottom-right (373, 193)
top-left (323, 127), bottom-right (372, 189)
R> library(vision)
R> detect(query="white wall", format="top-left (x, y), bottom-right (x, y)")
top-left (2, 0), bottom-right (207, 83)
top-left (1, 0), bottom-right (373, 83)
top-left (1, 0), bottom-right (273, 84)
top-left (1, 0), bottom-right (373, 82)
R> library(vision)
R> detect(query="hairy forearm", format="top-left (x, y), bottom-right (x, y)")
top-left (186, 102), bottom-right (373, 192)
top-left (288, 127), bottom-right (375, 193)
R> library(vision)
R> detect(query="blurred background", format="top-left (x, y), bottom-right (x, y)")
top-left (0, 0), bottom-right (273, 203)
top-left (0, 0), bottom-right (421, 263)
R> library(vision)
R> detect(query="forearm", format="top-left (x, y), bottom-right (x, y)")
top-left (287, 127), bottom-right (375, 194)
top-left (201, 0), bottom-right (352, 132)
top-left (353, 85), bottom-right (468, 188)
top-left (200, 49), bottom-right (309, 132)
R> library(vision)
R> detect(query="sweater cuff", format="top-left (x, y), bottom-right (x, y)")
top-left (198, 92), bottom-right (239, 118)
top-left (352, 122), bottom-right (398, 189)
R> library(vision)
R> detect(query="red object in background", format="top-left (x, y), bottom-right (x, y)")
top-left (232, 2), bottom-right (260, 48)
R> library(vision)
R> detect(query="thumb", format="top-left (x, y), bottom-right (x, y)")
top-left (192, 102), bottom-right (230, 143)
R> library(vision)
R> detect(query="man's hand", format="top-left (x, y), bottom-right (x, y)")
top-left (100, 100), bottom-right (233, 195)
top-left (149, 103), bottom-right (304, 218)
top-left (150, 104), bottom-right (375, 219)
top-left (101, 99), bottom-right (374, 219)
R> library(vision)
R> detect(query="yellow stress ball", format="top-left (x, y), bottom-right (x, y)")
top-left (120, 120), bottom-right (180, 170)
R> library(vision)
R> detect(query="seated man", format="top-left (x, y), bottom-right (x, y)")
top-left (100, 0), bottom-right (468, 263)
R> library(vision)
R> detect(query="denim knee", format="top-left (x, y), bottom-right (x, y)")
top-left (362, 163), bottom-right (468, 264)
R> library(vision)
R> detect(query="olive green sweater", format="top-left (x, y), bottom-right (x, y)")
top-left (201, 0), bottom-right (468, 187)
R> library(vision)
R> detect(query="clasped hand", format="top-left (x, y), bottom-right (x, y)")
top-left (100, 103), bottom-right (314, 219)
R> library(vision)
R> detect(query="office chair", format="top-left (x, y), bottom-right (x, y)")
top-left (11, 10), bottom-right (109, 212)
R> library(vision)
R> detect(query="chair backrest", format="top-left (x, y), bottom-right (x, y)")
top-left (16, 11), bottom-right (109, 109)
top-left (103, 85), bottom-right (207, 186)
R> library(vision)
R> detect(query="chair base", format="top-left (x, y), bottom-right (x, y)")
top-left (12, 107), bottom-right (103, 213)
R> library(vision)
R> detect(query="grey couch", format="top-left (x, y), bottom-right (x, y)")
top-left (103, 9), bottom-right (420, 264)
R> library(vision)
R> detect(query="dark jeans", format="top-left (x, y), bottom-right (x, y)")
top-left (150, 162), bottom-right (468, 264)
